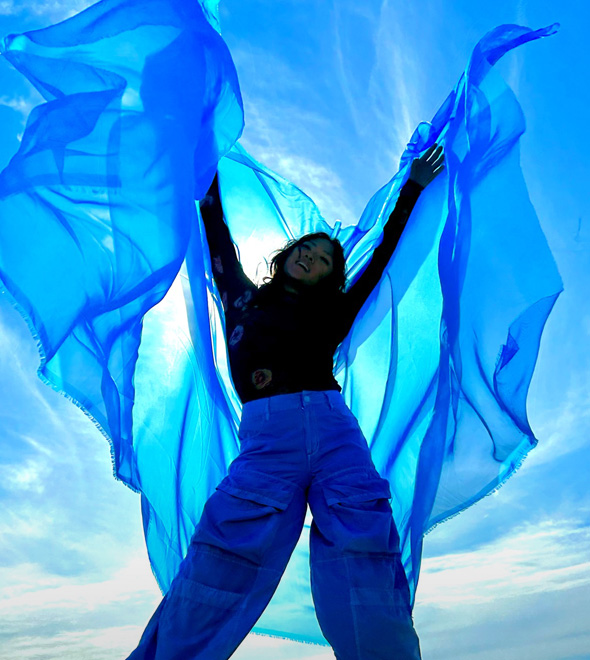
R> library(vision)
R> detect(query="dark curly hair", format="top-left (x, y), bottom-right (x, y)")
top-left (257, 232), bottom-right (346, 302)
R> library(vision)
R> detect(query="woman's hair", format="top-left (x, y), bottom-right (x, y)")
top-left (259, 232), bottom-right (346, 301)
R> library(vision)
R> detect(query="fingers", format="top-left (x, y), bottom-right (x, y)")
top-left (421, 143), bottom-right (442, 159)
top-left (408, 142), bottom-right (446, 187)
top-left (422, 143), bottom-right (444, 162)
top-left (422, 143), bottom-right (445, 174)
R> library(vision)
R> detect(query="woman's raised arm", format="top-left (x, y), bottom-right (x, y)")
top-left (199, 174), bottom-right (257, 312)
top-left (337, 145), bottom-right (445, 341)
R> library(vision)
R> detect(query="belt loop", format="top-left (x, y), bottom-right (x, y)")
top-left (265, 397), bottom-right (270, 422)
top-left (325, 391), bottom-right (333, 410)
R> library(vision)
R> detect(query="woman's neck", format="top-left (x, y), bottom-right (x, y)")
top-left (283, 282), bottom-right (302, 295)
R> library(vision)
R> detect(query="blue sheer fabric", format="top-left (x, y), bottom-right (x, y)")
top-left (0, 1), bottom-right (562, 647)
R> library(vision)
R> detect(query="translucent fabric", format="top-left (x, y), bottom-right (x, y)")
top-left (0, 2), bottom-right (562, 648)
top-left (0, 0), bottom-right (243, 485)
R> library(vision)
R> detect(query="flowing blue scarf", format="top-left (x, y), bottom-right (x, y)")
top-left (0, 0), bottom-right (562, 645)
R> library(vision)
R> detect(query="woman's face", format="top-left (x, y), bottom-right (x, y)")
top-left (284, 237), bottom-right (335, 286)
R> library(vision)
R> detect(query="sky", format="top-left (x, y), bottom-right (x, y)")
top-left (0, 1), bottom-right (589, 659)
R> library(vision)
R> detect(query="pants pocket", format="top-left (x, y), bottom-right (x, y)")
top-left (320, 468), bottom-right (400, 555)
top-left (190, 465), bottom-right (301, 568)
top-left (155, 570), bottom-right (245, 660)
top-left (215, 466), bottom-right (296, 511)
top-left (168, 574), bottom-right (242, 610)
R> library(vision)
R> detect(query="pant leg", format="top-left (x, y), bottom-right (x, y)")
top-left (127, 461), bottom-right (307, 660)
top-left (309, 464), bottom-right (421, 660)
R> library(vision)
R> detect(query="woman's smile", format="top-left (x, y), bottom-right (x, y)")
top-left (284, 238), bottom-right (334, 286)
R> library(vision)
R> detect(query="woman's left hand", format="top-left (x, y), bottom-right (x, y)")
top-left (409, 143), bottom-right (445, 188)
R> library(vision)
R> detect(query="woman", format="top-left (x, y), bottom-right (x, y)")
top-left (128, 145), bottom-right (444, 660)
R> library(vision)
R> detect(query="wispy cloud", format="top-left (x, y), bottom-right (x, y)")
top-left (236, 635), bottom-right (334, 659)
top-left (525, 304), bottom-right (590, 467)
top-left (420, 518), bottom-right (590, 605)
top-left (329, 3), bottom-right (374, 140)
top-left (368, 1), bottom-right (420, 160)
top-left (0, 92), bottom-right (44, 144)
top-left (416, 516), bottom-right (590, 660)
top-left (236, 63), bottom-right (358, 227)
top-left (529, 370), bottom-right (590, 466)
top-left (0, 456), bottom-right (49, 493)
top-left (0, 0), bottom-right (91, 20)
top-left (0, 0), bottom-right (18, 15)
top-left (0, 94), bottom-right (37, 122)
top-left (0, 558), bottom-right (160, 660)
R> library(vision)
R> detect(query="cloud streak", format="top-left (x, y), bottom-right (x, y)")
top-left (233, 51), bottom-right (358, 227)
top-left (415, 515), bottom-right (590, 660)
top-left (0, 0), bottom-right (91, 20)
top-left (0, 94), bottom-right (37, 123)
top-left (419, 518), bottom-right (590, 606)
top-left (0, 559), bottom-right (160, 660)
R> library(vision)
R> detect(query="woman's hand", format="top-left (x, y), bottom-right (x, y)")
top-left (409, 143), bottom-right (445, 188)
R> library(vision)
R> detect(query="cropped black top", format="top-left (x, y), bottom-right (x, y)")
top-left (200, 176), bottom-right (422, 403)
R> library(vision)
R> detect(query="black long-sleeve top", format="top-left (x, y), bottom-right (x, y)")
top-left (200, 176), bottom-right (423, 403)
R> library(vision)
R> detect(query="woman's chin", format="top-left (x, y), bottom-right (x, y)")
top-left (283, 272), bottom-right (314, 292)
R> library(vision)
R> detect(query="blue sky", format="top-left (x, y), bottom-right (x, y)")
top-left (0, 1), bottom-right (589, 659)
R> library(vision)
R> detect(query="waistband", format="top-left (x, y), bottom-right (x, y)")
top-left (242, 390), bottom-right (344, 417)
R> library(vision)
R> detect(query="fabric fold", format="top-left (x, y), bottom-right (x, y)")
top-left (0, 0), bottom-right (243, 489)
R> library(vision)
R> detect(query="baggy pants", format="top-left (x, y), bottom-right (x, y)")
top-left (127, 391), bottom-right (421, 660)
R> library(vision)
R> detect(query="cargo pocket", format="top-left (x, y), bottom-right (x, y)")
top-left (157, 571), bottom-right (244, 654)
top-left (215, 467), bottom-right (297, 511)
top-left (168, 574), bottom-right (242, 610)
top-left (352, 586), bottom-right (411, 616)
top-left (321, 468), bottom-right (400, 555)
top-left (192, 465), bottom-right (300, 568)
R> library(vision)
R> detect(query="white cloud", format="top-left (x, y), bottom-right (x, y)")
top-left (415, 516), bottom-right (590, 660)
top-left (526, 316), bottom-right (590, 467)
top-left (227, 40), bottom-right (361, 226)
top-left (415, 584), bottom-right (590, 660)
top-left (0, 0), bottom-right (92, 20)
top-left (3, 626), bottom-right (146, 660)
top-left (0, 556), bottom-right (158, 613)
top-left (0, 503), bottom-right (50, 541)
top-left (0, 94), bottom-right (36, 122)
top-left (0, 457), bottom-right (49, 493)
top-left (369, 8), bottom-right (418, 157)
top-left (419, 518), bottom-right (590, 606)
top-left (0, 0), bottom-right (17, 15)
top-left (0, 557), bottom-right (160, 659)
top-left (239, 93), bottom-right (357, 228)
top-left (235, 634), bottom-right (334, 660)
top-left (329, 4), bottom-right (370, 141)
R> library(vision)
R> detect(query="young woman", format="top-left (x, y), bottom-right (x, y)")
top-left (127, 144), bottom-right (444, 660)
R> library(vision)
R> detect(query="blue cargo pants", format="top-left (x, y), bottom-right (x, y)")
top-left (127, 391), bottom-right (421, 659)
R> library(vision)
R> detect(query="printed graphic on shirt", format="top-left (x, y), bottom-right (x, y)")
top-left (251, 368), bottom-right (273, 390)
top-left (229, 325), bottom-right (244, 346)
top-left (234, 289), bottom-right (253, 310)
top-left (213, 255), bottom-right (224, 274)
